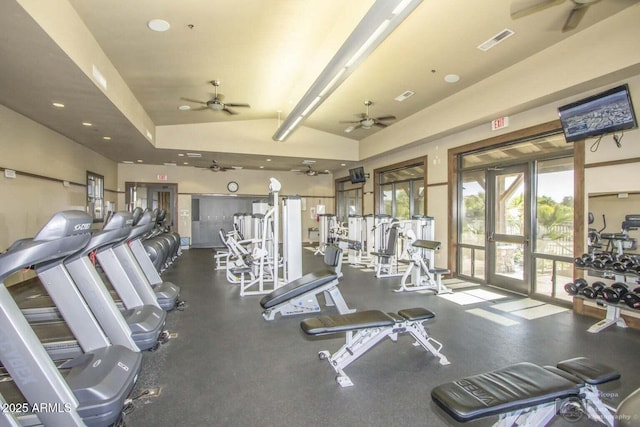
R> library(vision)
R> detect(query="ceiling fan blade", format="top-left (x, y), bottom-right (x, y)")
top-left (340, 120), bottom-right (362, 124)
top-left (562, 3), bottom-right (590, 32)
top-left (223, 107), bottom-right (239, 115)
top-left (181, 97), bottom-right (207, 105)
top-left (511, 0), bottom-right (565, 19)
top-left (374, 122), bottom-right (388, 128)
top-left (375, 115), bottom-right (396, 121)
top-left (225, 103), bottom-right (251, 108)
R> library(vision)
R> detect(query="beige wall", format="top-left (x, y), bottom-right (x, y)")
top-left (0, 105), bottom-right (117, 250)
top-left (333, 74), bottom-right (640, 267)
top-left (1, 74), bottom-right (639, 265)
top-left (116, 163), bottom-right (335, 244)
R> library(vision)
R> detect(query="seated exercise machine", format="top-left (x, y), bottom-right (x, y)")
top-left (431, 356), bottom-right (635, 426)
top-left (300, 307), bottom-right (450, 387)
top-left (259, 245), bottom-right (354, 321)
top-left (395, 230), bottom-right (451, 294)
top-left (0, 210), bottom-right (141, 426)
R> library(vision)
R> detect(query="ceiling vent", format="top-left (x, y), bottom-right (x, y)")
top-left (394, 90), bottom-right (415, 102)
top-left (477, 29), bottom-right (515, 52)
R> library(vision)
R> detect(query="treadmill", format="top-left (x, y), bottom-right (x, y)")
top-left (9, 212), bottom-right (167, 359)
top-left (0, 210), bottom-right (141, 426)
top-left (109, 209), bottom-right (181, 311)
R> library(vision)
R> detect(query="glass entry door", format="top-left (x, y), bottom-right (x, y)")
top-left (487, 164), bottom-right (531, 294)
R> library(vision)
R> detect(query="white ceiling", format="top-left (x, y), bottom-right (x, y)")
top-left (0, 0), bottom-right (639, 172)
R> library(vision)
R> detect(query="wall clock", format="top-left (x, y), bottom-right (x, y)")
top-left (227, 181), bottom-right (239, 193)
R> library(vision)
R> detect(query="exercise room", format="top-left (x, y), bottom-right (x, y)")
top-left (0, 1), bottom-right (639, 426)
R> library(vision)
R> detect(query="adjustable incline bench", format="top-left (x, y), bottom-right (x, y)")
top-left (431, 357), bottom-right (631, 426)
top-left (300, 307), bottom-right (450, 387)
top-left (260, 245), bottom-right (354, 320)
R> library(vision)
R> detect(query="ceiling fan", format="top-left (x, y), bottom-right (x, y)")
top-left (340, 100), bottom-right (396, 131)
top-left (300, 165), bottom-right (330, 176)
top-left (182, 80), bottom-right (250, 115)
top-left (207, 160), bottom-right (231, 172)
top-left (511, 0), bottom-right (601, 32)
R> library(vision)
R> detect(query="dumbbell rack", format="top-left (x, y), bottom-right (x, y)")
top-left (577, 266), bottom-right (637, 333)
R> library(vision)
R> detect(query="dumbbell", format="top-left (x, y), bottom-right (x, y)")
top-left (580, 281), bottom-right (606, 299)
top-left (601, 282), bottom-right (629, 304)
top-left (592, 254), bottom-right (615, 270)
top-left (564, 278), bottom-right (589, 296)
top-left (622, 288), bottom-right (640, 309)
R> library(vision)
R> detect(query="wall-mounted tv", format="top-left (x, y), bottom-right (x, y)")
top-left (349, 166), bottom-right (367, 184)
top-left (558, 83), bottom-right (638, 143)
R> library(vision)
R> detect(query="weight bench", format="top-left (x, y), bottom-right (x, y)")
top-left (431, 357), bottom-right (623, 426)
top-left (300, 307), bottom-right (450, 387)
top-left (259, 245), bottom-right (354, 320)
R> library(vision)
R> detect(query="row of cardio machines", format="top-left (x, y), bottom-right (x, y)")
top-left (0, 207), bottom-right (182, 426)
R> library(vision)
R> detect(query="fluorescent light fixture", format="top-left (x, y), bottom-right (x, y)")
top-left (52, 102), bottom-right (65, 108)
top-left (92, 65), bottom-right (107, 90)
top-left (186, 152), bottom-right (202, 158)
top-left (272, 0), bottom-right (422, 141)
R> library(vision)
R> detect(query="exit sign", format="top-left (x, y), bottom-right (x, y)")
top-left (491, 116), bottom-right (509, 131)
top-left (157, 174), bottom-right (168, 181)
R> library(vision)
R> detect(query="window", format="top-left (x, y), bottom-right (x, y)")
top-left (376, 160), bottom-right (426, 219)
top-left (336, 180), bottom-right (362, 223)
top-left (87, 171), bottom-right (104, 222)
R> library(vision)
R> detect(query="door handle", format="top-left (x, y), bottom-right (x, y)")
top-left (487, 232), bottom-right (494, 242)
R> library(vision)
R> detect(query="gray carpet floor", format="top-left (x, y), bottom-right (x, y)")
top-left (126, 248), bottom-right (640, 426)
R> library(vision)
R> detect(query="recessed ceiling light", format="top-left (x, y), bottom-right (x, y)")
top-left (178, 153), bottom-right (185, 157)
top-left (344, 126), bottom-right (355, 133)
top-left (183, 162), bottom-right (189, 165)
top-left (52, 102), bottom-right (65, 108)
top-left (103, 136), bottom-right (111, 140)
top-left (178, 105), bottom-right (191, 111)
top-left (341, 163), bottom-right (346, 167)
top-left (148, 19), bottom-right (170, 32)
top-left (122, 160), bottom-right (134, 164)
top-left (260, 166), bottom-right (264, 169)
top-left (444, 74), bottom-right (460, 83)
top-left (163, 162), bottom-right (177, 166)
top-left (137, 160), bottom-right (143, 163)
top-left (82, 122), bottom-right (92, 127)
top-left (266, 158), bottom-right (272, 162)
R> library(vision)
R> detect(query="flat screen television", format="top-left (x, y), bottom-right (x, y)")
top-left (349, 166), bottom-right (366, 184)
top-left (558, 83), bottom-right (638, 142)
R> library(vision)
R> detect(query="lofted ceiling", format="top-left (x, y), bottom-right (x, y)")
top-left (0, 0), bottom-right (639, 172)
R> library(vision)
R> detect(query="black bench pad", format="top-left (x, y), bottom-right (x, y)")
top-left (431, 362), bottom-right (581, 422)
top-left (413, 240), bottom-right (441, 250)
top-left (260, 269), bottom-right (337, 309)
top-left (557, 357), bottom-right (620, 385)
top-left (301, 310), bottom-right (395, 335)
top-left (397, 307), bottom-right (435, 321)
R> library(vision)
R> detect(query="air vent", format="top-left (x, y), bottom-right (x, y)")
top-left (394, 90), bottom-right (415, 102)
top-left (478, 29), bottom-right (515, 52)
